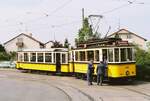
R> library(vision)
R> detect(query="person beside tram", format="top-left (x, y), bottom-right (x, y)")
top-left (96, 61), bottom-right (105, 86)
top-left (87, 60), bottom-right (94, 86)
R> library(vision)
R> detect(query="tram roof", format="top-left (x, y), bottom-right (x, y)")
top-left (18, 48), bottom-right (68, 52)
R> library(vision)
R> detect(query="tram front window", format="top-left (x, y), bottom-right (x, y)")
top-left (87, 51), bottom-right (94, 61)
top-left (115, 48), bottom-right (119, 62)
top-left (45, 53), bottom-right (52, 63)
top-left (127, 48), bottom-right (132, 61)
top-left (121, 48), bottom-right (126, 62)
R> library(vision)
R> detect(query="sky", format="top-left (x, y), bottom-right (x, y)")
top-left (0, 0), bottom-right (150, 45)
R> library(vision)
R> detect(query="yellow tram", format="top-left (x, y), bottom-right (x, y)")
top-left (16, 38), bottom-right (136, 81)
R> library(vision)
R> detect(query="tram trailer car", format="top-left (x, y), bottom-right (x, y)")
top-left (17, 41), bottom-right (136, 82)
top-left (17, 48), bottom-right (71, 73)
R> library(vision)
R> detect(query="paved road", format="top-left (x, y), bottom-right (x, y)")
top-left (0, 68), bottom-right (150, 101)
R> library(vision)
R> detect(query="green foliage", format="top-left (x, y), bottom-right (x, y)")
top-left (51, 41), bottom-right (63, 48)
top-left (9, 51), bottom-right (17, 61)
top-left (0, 44), bottom-right (5, 52)
top-left (0, 52), bottom-right (10, 61)
top-left (0, 44), bottom-right (10, 61)
top-left (64, 38), bottom-right (69, 48)
top-left (77, 18), bottom-right (94, 42)
top-left (135, 43), bottom-right (150, 81)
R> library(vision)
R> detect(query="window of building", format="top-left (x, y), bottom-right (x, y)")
top-left (30, 53), bottom-right (36, 62)
top-left (45, 53), bottom-right (52, 63)
top-left (87, 51), bottom-right (94, 61)
top-left (80, 51), bottom-right (85, 61)
top-left (114, 48), bottom-right (119, 62)
top-left (24, 53), bottom-right (28, 62)
top-left (108, 49), bottom-right (113, 62)
top-left (120, 48), bottom-right (126, 62)
top-left (62, 53), bottom-right (66, 63)
top-left (95, 50), bottom-right (99, 62)
top-left (127, 34), bottom-right (132, 39)
top-left (37, 53), bottom-right (43, 62)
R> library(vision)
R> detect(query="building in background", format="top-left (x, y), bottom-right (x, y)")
top-left (4, 33), bottom-right (44, 53)
top-left (108, 29), bottom-right (147, 49)
top-left (44, 41), bottom-right (53, 49)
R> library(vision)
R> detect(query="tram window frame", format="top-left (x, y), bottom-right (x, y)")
top-left (30, 53), bottom-right (36, 62)
top-left (108, 49), bottom-right (113, 62)
top-left (114, 48), bottom-right (119, 62)
top-left (75, 51), bottom-right (79, 61)
top-left (79, 51), bottom-right (85, 61)
top-left (102, 49), bottom-right (108, 62)
top-left (62, 53), bottom-right (66, 63)
top-left (18, 53), bottom-right (23, 62)
top-left (87, 51), bottom-right (94, 61)
top-left (120, 48), bottom-right (127, 62)
top-left (95, 50), bottom-right (99, 62)
top-left (24, 53), bottom-right (29, 62)
top-left (127, 48), bottom-right (132, 61)
top-left (37, 53), bottom-right (44, 62)
top-left (45, 53), bottom-right (52, 63)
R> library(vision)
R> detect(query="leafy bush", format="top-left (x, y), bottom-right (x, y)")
top-left (135, 42), bottom-right (150, 81)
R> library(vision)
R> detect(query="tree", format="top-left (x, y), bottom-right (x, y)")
top-left (0, 44), bottom-right (5, 52)
top-left (64, 38), bottom-right (69, 48)
top-left (77, 18), bottom-right (94, 42)
top-left (51, 41), bottom-right (63, 48)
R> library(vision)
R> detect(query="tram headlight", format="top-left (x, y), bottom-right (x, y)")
top-left (126, 71), bottom-right (130, 76)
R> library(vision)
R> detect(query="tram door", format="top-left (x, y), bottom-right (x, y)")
top-left (102, 49), bottom-right (108, 77)
top-left (56, 53), bottom-right (61, 73)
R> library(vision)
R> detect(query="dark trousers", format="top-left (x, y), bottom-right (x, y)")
top-left (87, 72), bottom-right (93, 85)
top-left (97, 74), bottom-right (103, 85)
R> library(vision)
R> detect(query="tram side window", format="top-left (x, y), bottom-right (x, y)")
top-left (127, 48), bottom-right (132, 61)
top-left (95, 50), bottom-right (99, 62)
top-left (37, 53), bottom-right (43, 62)
top-left (45, 53), bottom-right (52, 63)
top-left (30, 53), bottom-right (36, 62)
top-left (75, 51), bottom-right (78, 61)
top-left (62, 54), bottom-right (66, 63)
top-left (24, 53), bottom-right (29, 62)
top-left (87, 51), bottom-right (94, 61)
top-left (80, 51), bottom-right (85, 61)
top-left (102, 49), bottom-right (108, 61)
top-left (120, 48), bottom-right (126, 62)
top-left (115, 48), bottom-right (119, 62)
top-left (108, 49), bottom-right (113, 62)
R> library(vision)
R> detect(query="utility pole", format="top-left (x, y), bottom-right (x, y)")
top-left (82, 8), bottom-right (84, 27)
top-left (118, 18), bottom-right (121, 30)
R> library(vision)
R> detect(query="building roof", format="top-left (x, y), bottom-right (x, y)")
top-left (108, 29), bottom-right (147, 41)
top-left (44, 40), bottom-right (53, 45)
top-left (4, 33), bottom-right (44, 45)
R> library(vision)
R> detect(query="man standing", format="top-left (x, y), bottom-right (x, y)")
top-left (96, 61), bottom-right (105, 86)
top-left (87, 60), bottom-right (94, 85)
